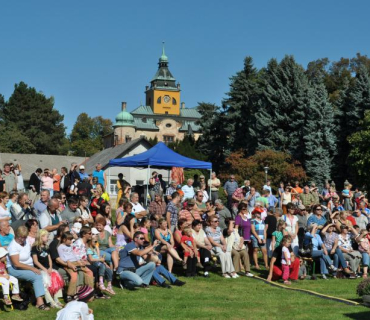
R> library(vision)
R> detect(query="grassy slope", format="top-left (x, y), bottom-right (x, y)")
top-left (1, 273), bottom-right (370, 320)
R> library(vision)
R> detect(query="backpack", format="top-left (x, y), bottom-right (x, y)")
top-left (12, 292), bottom-right (30, 311)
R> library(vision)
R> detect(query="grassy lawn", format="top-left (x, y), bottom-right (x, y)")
top-left (1, 268), bottom-right (370, 320)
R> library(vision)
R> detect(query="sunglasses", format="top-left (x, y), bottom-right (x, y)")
top-left (316, 208), bottom-right (322, 211)
top-left (212, 220), bottom-right (219, 223)
top-left (138, 237), bottom-right (145, 240)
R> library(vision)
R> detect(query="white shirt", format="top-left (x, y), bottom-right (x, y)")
top-left (181, 185), bottom-right (195, 200)
top-left (131, 202), bottom-right (146, 214)
top-left (56, 301), bottom-right (94, 320)
top-left (0, 206), bottom-right (10, 220)
top-left (7, 239), bottom-right (33, 268)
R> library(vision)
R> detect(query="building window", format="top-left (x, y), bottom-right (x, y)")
top-left (142, 117), bottom-right (147, 123)
top-left (109, 179), bottom-right (118, 195)
top-left (148, 98), bottom-right (151, 105)
top-left (165, 111), bottom-right (168, 114)
top-left (172, 98), bottom-right (177, 105)
top-left (157, 96), bottom-right (161, 104)
top-left (166, 123), bottom-right (172, 128)
top-left (163, 135), bottom-right (174, 145)
top-left (136, 180), bottom-right (144, 185)
top-left (125, 135), bottom-right (132, 143)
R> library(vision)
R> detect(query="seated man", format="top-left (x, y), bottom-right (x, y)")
top-left (150, 254), bottom-right (186, 289)
top-left (117, 231), bottom-right (158, 290)
top-left (267, 235), bottom-right (300, 282)
top-left (130, 193), bottom-right (148, 219)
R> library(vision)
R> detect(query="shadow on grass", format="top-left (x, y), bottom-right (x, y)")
top-left (344, 310), bottom-right (370, 319)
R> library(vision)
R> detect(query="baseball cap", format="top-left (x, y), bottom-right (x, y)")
top-left (79, 165), bottom-right (85, 170)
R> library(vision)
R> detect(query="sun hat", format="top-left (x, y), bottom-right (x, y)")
top-left (252, 207), bottom-right (264, 214)
top-left (77, 285), bottom-right (94, 301)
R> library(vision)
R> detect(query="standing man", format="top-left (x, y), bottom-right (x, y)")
top-left (299, 186), bottom-right (315, 207)
top-left (263, 180), bottom-right (272, 193)
top-left (166, 192), bottom-right (180, 232)
top-left (223, 174), bottom-right (238, 211)
top-left (2, 163), bottom-right (17, 193)
top-left (117, 231), bottom-right (159, 290)
top-left (181, 179), bottom-right (195, 200)
top-left (93, 163), bottom-right (106, 189)
top-left (165, 180), bottom-right (177, 203)
top-left (52, 168), bottom-right (61, 195)
top-left (246, 187), bottom-right (261, 214)
top-left (208, 172), bottom-right (220, 201)
top-left (60, 167), bottom-right (70, 194)
top-left (28, 168), bottom-right (42, 206)
top-left (78, 165), bottom-right (89, 181)
top-left (69, 163), bottom-right (80, 188)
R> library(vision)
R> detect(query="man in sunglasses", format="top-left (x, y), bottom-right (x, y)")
top-left (117, 231), bottom-right (160, 290)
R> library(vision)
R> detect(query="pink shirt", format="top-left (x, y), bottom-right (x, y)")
top-left (41, 176), bottom-right (53, 189)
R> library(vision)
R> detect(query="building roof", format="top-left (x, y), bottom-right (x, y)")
top-left (179, 120), bottom-right (200, 132)
top-left (83, 137), bottom-right (152, 173)
top-left (131, 105), bottom-right (154, 115)
top-left (134, 118), bottom-right (158, 130)
top-left (150, 44), bottom-right (177, 89)
top-left (180, 108), bottom-right (201, 118)
top-left (131, 105), bottom-right (201, 119)
top-left (0, 153), bottom-right (85, 181)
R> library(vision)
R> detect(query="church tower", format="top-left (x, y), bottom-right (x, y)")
top-left (145, 43), bottom-right (181, 115)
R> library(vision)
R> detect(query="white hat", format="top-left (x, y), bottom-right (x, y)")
top-left (0, 247), bottom-right (8, 259)
top-left (79, 165), bottom-right (85, 169)
top-left (91, 227), bottom-right (99, 235)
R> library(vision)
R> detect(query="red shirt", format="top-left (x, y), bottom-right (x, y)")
top-left (347, 216), bottom-right (356, 226)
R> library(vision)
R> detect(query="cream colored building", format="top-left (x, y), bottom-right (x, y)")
top-left (104, 45), bottom-right (201, 148)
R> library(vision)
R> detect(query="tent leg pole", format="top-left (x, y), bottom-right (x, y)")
top-left (146, 165), bottom-right (150, 207)
top-left (209, 169), bottom-right (212, 202)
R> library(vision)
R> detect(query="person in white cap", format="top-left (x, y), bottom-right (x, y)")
top-left (0, 247), bottom-right (23, 305)
top-left (79, 165), bottom-right (89, 181)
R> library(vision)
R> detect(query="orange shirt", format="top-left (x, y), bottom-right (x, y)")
top-left (179, 209), bottom-right (202, 223)
top-left (291, 187), bottom-right (303, 201)
top-left (53, 174), bottom-right (61, 191)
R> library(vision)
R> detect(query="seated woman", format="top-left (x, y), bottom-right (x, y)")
top-left (267, 235), bottom-right (300, 282)
top-left (116, 215), bottom-right (138, 249)
top-left (115, 200), bottom-right (129, 231)
top-left (96, 203), bottom-right (113, 235)
top-left (192, 220), bottom-right (212, 277)
top-left (206, 216), bottom-right (237, 278)
top-left (321, 222), bottom-right (354, 278)
top-left (25, 218), bottom-right (39, 246)
top-left (7, 226), bottom-right (49, 310)
top-left (338, 225), bottom-right (362, 275)
top-left (335, 211), bottom-right (353, 233)
top-left (357, 228), bottom-right (370, 278)
top-left (95, 218), bottom-right (119, 270)
top-left (76, 196), bottom-right (94, 225)
top-left (155, 218), bottom-right (183, 273)
top-left (223, 217), bottom-right (253, 277)
top-left (304, 223), bottom-right (337, 279)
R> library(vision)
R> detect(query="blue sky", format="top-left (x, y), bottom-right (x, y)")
top-left (1, 1), bottom-right (369, 133)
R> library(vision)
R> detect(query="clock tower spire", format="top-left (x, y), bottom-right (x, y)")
top-left (145, 43), bottom-right (181, 115)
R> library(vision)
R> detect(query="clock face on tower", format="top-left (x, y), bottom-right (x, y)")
top-left (163, 95), bottom-right (170, 103)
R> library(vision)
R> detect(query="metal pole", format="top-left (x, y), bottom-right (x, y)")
top-left (209, 169), bottom-right (212, 201)
top-left (146, 165), bottom-right (150, 207)
top-left (108, 167), bottom-right (111, 196)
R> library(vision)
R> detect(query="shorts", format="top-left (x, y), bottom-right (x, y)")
top-left (251, 237), bottom-right (266, 248)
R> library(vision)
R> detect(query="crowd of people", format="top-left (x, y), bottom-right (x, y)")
top-left (1, 162), bottom-right (370, 318)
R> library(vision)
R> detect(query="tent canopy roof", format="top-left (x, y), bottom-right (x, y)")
top-left (108, 142), bottom-right (212, 169)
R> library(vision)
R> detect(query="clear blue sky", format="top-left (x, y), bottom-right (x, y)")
top-left (1, 1), bottom-right (369, 133)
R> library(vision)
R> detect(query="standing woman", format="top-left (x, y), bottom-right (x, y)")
top-left (250, 208), bottom-right (269, 270)
top-left (0, 192), bottom-right (11, 222)
top-left (149, 171), bottom-right (161, 202)
top-left (281, 187), bottom-right (292, 215)
top-left (116, 173), bottom-right (131, 209)
top-left (90, 184), bottom-right (105, 220)
top-left (155, 218), bottom-right (183, 273)
top-left (234, 203), bottom-right (252, 246)
top-left (14, 164), bottom-right (25, 193)
top-left (282, 202), bottom-right (299, 255)
top-left (206, 216), bottom-right (237, 278)
top-left (342, 184), bottom-right (353, 211)
top-left (200, 183), bottom-right (209, 203)
top-left (278, 182), bottom-right (285, 209)
top-left (0, 170), bottom-right (5, 192)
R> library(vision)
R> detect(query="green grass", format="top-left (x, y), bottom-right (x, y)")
top-left (1, 269), bottom-right (370, 320)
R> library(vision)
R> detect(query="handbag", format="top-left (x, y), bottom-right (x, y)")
top-left (299, 237), bottom-right (313, 257)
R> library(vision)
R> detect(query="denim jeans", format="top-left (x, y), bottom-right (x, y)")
top-left (311, 250), bottom-right (333, 275)
top-left (331, 248), bottom-right (348, 269)
top-left (8, 266), bottom-right (45, 298)
top-left (362, 252), bottom-right (370, 266)
top-left (100, 247), bottom-right (116, 263)
top-left (119, 262), bottom-right (155, 289)
top-left (153, 265), bottom-right (177, 285)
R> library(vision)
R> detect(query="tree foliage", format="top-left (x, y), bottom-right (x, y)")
top-left (0, 82), bottom-right (66, 154)
top-left (221, 150), bottom-right (307, 192)
top-left (70, 113), bottom-right (112, 156)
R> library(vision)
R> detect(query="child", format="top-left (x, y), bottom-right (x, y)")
top-left (31, 229), bottom-right (64, 308)
top-left (281, 237), bottom-right (292, 285)
top-left (87, 239), bottom-right (115, 295)
top-left (56, 285), bottom-right (95, 320)
top-left (271, 220), bottom-right (287, 251)
top-left (0, 247), bottom-right (23, 306)
top-left (57, 232), bottom-right (95, 301)
top-left (180, 227), bottom-right (201, 268)
top-left (299, 259), bottom-right (307, 280)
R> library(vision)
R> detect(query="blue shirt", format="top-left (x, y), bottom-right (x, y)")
top-left (118, 242), bottom-right (139, 270)
top-left (34, 200), bottom-right (47, 217)
top-left (223, 180), bottom-right (238, 195)
top-left (267, 195), bottom-right (278, 207)
top-left (79, 171), bottom-right (89, 180)
top-left (304, 232), bottom-right (324, 251)
top-left (93, 170), bottom-right (105, 185)
top-left (0, 233), bottom-right (14, 247)
top-left (307, 215), bottom-right (327, 233)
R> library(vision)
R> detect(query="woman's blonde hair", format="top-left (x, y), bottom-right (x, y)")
top-left (16, 226), bottom-right (28, 238)
top-left (34, 229), bottom-right (49, 251)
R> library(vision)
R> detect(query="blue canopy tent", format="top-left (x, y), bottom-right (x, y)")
top-left (108, 142), bottom-right (212, 205)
